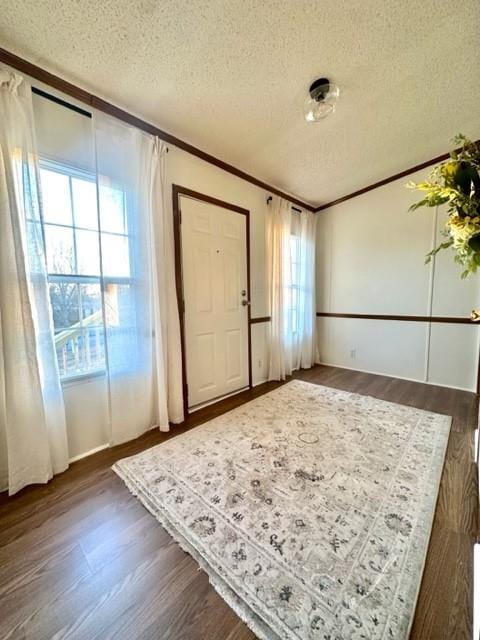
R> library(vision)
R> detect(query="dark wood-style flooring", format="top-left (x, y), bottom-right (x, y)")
top-left (0, 365), bottom-right (478, 639)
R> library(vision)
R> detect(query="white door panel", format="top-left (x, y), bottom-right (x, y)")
top-left (180, 196), bottom-right (249, 408)
top-left (193, 246), bottom-right (214, 312)
top-left (225, 328), bottom-right (241, 383)
top-left (223, 249), bottom-right (241, 310)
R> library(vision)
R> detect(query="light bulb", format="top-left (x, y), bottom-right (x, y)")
top-left (303, 80), bottom-right (339, 122)
top-left (304, 99), bottom-right (335, 122)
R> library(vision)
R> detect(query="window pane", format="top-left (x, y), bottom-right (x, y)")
top-left (290, 236), bottom-right (298, 263)
top-left (54, 327), bottom-right (105, 378)
top-left (291, 287), bottom-right (298, 311)
top-left (45, 224), bottom-right (75, 273)
top-left (104, 283), bottom-right (137, 372)
top-left (291, 264), bottom-right (299, 287)
top-left (39, 162), bottom-right (110, 379)
top-left (284, 288), bottom-right (292, 312)
top-left (99, 184), bottom-right (126, 233)
top-left (26, 219), bottom-right (46, 271)
top-left (291, 310), bottom-right (298, 334)
top-left (49, 279), bottom-right (106, 379)
top-left (40, 168), bottom-right (72, 225)
top-left (49, 281), bottom-right (80, 330)
top-left (81, 326), bottom-right (106, 372)
top-left (72, 178), bottom-right (98, 230)
top-left (104, 283), bottom-right (134, 327)
top-left (101, 233), bottom-right (130, 278)
top-left (79, 283), bottom-right (103, 323)
top-left (76, 229), bottom-right (100, 275)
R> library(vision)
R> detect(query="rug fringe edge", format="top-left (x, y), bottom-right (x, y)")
top-left (112, 461), bottom-right (281, 640)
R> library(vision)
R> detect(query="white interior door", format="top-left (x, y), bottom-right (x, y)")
top-left (180, 195), bottom-right (249, 408)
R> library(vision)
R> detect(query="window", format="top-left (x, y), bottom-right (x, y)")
top-left (284, 233), bottom-right (301, 334)
top-left (39, 160), bottom-right (131, 380)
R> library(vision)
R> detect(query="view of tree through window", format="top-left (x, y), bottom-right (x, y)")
top-left (40, 162), bottom-right (130, 379)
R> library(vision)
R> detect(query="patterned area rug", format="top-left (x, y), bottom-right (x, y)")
top-left (113, 380), bottom-right (451, 640)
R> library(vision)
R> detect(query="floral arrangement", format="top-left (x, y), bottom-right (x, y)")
top-left (407, 135), bottom-right (480, 278)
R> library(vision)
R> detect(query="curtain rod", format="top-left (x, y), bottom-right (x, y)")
top-left (0, 47), bottom-right (313, 211)
top-left (266, 196), bottom-right (302, 213)
top-left (32, 86), bottom-right (92, 118)
top-left (31, 86), bottom-right (169, 152)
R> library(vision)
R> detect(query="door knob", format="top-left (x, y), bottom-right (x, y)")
top-left (242, 300), bottom-right (251, 306)
top-left (241, 290), bottom-right (247, 296)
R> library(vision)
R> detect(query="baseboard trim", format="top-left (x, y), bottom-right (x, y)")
top-left (68, 443), bottom-right (109, 464)
top-left (253, 378), bottom-right (268, 387)
top-left (188, 386), bottom-right (250, 413)
top-left (315, 360), bottom-right (476, 394)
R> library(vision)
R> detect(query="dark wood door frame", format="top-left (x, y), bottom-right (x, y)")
top-left (172, 184), bottom-right (252, 417)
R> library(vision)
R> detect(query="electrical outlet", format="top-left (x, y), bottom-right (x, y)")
top-left (258, 359), bottom-right (263, 369)
top-left (350, 349), bottom-right (356, 359)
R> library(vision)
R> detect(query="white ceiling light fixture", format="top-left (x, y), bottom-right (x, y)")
top-left (303, 77), bottom-right (339, 122)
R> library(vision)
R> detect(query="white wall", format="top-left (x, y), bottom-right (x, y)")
top-left (316, 170), bottom-right (480, 391)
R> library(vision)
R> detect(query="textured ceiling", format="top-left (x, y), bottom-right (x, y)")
top-left (1, 0), bottom-right (479, 206)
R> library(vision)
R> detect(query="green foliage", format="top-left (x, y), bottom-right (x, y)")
top-left (424, 240), bottom-right (454, 264)
top-left (407, 135), bottom-right (480, 277)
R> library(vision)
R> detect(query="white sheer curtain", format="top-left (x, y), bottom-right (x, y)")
top-left (94, 115), bottom-right (183, 445)
top-left (150, 140), bottom-right (184, 425)
top-left (293, 209), bottom-right (318, 370)
top-left (267, 196), bottom-right (318, 381)
top-left (0, 66), bottom-right (69, 495)
top-left (266, 196), bottom-right (292, 380)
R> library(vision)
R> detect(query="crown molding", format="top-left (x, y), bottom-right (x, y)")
top-left (314, 141), bottom-right (480, 212)
top-left (0, 47), bottom-right (315, 212)
top-left (3, 46), bottom-right (476, 215)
